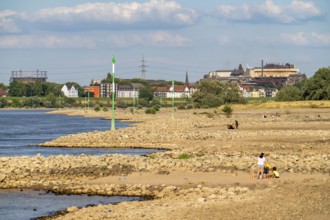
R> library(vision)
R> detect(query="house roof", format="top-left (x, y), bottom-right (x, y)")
top-left (131, 83), bottom-right (143, 89)
top-left (173, 85), bottom-right (188, 92)
top-left (153, 86), bottom-right (168, 92)
top-left (118, 84), bottom-right (132, 90)
top-left (153, 85), bottom-right (197, 93)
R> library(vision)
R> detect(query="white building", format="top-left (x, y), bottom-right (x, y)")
top-left (61, 85), bottom-right (79, 97)
top-left (117, 83), bottom-right (143, 98)
top-left (153, 85), bottom-right (197, 99)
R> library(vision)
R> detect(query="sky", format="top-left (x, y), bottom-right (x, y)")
top-left (0, 0), bottom-right (329, 86)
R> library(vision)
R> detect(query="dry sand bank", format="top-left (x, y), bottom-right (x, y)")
top-left (1, 103), bottom-right (329, 219)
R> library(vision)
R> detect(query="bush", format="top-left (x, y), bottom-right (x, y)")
top-left (145, 108), bottom-right (156, 114)
top-left (62, 97), bottom-right (76, 107)
top-left (103, 107), bottom-right (109, 112)
top-left (130, 107), bottom-right (135, 114)
top-left (138, 99), bottom-right (149, 107)
top-left (23, 96), bottom-right (42, 108)
top-left (94, 104), bottom-right (100, 112)
top-left (222, 105), bottom-right (233, 117)
top-left (43, 101), bottom-right (54, 108)
top-left (0, 98), bottom-right (8, 108)
top-left (10, 98), bottom-right (22, 107)
top-left (177, 105), bottom-right (186, 110)
top-left (275, 86), bottom-right (302, 101)
top-left (151, 99), bottom-right (161, 106)
top-left (116, 99), bottom-right (127, 108)
top-left (186, 104), bottom-right (194, 109)
top-left (152, 105), bottom-right (160, 111)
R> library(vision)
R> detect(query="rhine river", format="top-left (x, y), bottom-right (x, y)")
top-left (0, 110), bottom-right (160, 157)
top-left (0, 110), bottom-right (158, 219)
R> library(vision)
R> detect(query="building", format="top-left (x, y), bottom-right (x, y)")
top-left (100, 83), bottom-right (117, 98)
top-left (265, 88), bottom-right (278, 97)
top-left (205, 70), bottom-right (232, 79)
top-left (87, 79), bottom-right (101, 98)
top-left (117, 83), bottom-right (143, 98)
top-left (10, 70), bottom-right (47, 83)
top-left (246, 63), bottom-right (299, 78)
top-left (61, 85), bottom-right (78, 98)
top-left (153, 84), bottom-right (197, 99)
top-left (240, 83), bottom-right (278, 98)
top-left (204, 64), bottom-right (246, 82)
top-left (88, 86), bottom-right (100, 98)
top-left (153, 86), bottom-right (168, 98)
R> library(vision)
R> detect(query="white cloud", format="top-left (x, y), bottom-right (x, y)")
top-left (290, 0), bottom-right (322, 19)
top-left (281, 32), bottom-right (309, 45)
top-left (280, 32), bottom-right (330, 46)
top-left (0, 31), bottom-right (190, 49)
top-left (0, 35), bottom-right (96, 48)
top-left (215, 0), bottom-right (322, 24)
top-left (147, 31), bottom-right (190, 47)
top-left (310, 32), bottom-right (330, 45)
top-left (19, 0), bottom-right (199, 32)
top-left (0, 10), bottom-right (20, 33)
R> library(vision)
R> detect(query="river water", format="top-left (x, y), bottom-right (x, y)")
top-left (0, 110), bottom-right (158, 219)
top-left (0, 189), bottom-right (141, 220)
top-left (0, 110), bottom-right (161, 156)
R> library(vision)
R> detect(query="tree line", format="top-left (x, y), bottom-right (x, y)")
top-left (0, 67), bottom-right (329, 109)
top-left (275, 67), bottom-right (330, 101)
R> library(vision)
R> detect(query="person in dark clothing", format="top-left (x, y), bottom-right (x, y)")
top-left (235, 120), bottom-right (239, 129)
top-left (227, 124), bottom-right (235, 129)
top-left (227, 120), bottom-right (239, 129)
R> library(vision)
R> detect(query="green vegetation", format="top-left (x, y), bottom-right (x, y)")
top-left (139, 86), bottom-right (154, 101)
top-left (94, 104), bottom-right (100, 111)
top-left (2, 67), bottom-right (328, 110)
top-left (303, 67), bottom-right (330, 100)
top-left (275, 67), bottom-right (330, 101)
top-left (0, 98), bottom-right (8, 108)
top-left (275, 86), bottom-right (302, 101)
top-left (177, 153), bottom-right (190, 159)
top-left (0, 83), bottom-right (7, 90)
top-left (222, 105), bottom-right (233, 117)
top-left (145, 108), bottom-right (157, 114)
top-left (192, 80), bottom-right (246, 108)
top-left (116, 99), bottom-right (128, 108)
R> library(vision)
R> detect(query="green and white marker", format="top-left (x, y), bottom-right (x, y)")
top-left (111, 56), bottom-right (116, 130)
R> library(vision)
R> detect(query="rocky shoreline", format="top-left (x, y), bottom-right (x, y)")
top-left (1, 106), bottom-right (329, 219)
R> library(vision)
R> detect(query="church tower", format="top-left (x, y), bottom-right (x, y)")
top-left (185, 70), bottom-right (189, 86)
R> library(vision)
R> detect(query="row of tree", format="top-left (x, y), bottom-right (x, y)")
top-left (275, 67), bottom-right (330, 101)
top-left (1, 67), bottom-right (329, 109)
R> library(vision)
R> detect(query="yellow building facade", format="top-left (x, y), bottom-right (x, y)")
top-left (247, 65), bottom-right (299, 78)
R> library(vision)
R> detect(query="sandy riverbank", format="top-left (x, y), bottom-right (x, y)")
top-left (1, 104), bottom-right (329, 219)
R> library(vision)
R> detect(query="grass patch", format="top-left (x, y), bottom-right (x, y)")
top-left (232, 100), bottom-right (330, 110)
top-left (177, 153), bottom-right (190, 159)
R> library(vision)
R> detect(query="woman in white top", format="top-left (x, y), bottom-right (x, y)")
top-left (257, 153), bottom-right (266, 179)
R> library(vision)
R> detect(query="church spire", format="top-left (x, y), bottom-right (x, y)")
top-left (185, 70), bottom-right (189, 86)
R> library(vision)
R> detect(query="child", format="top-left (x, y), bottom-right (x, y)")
top-left (263, 163), bottom-right (272, 178)
top-left (272, 167), bottom-right (280, 178)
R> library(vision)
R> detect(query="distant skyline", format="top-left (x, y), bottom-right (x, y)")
top-left (0, 0), bottom-right (329, 86)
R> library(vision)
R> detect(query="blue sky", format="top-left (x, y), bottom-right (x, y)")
top-left (0, 0), bottom-right (329, 86)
